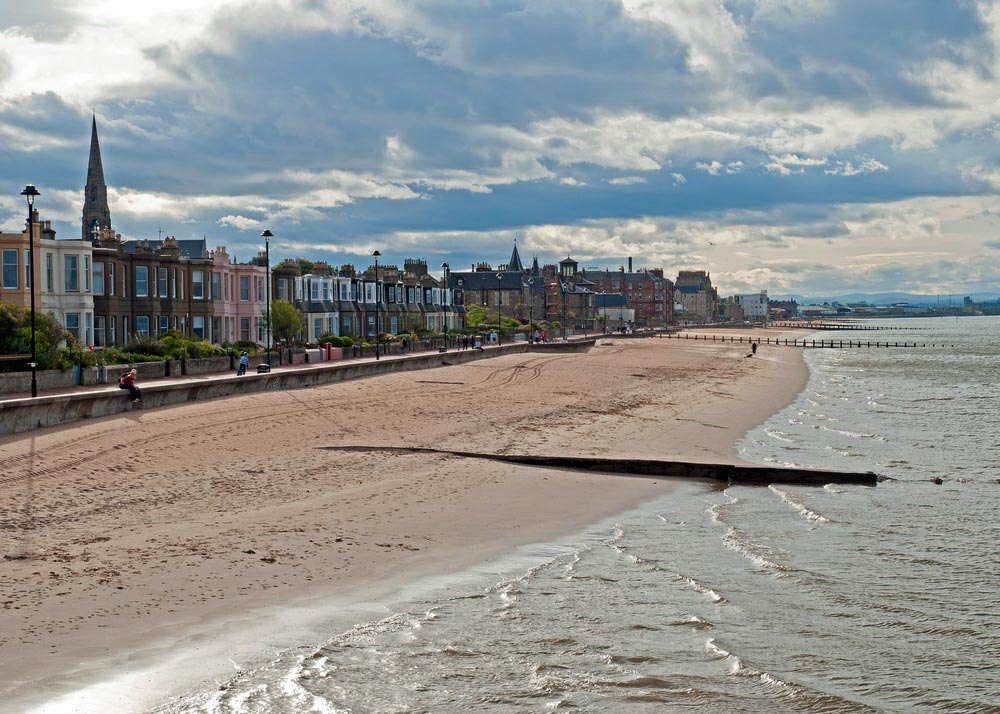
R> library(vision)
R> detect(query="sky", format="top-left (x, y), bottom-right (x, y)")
top-left (0, 0), bottom-right (998, 297)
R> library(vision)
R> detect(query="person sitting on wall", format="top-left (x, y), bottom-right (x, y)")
top-left (118, 368), bottom-right (143, 403)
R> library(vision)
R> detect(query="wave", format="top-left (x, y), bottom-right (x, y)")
top-left (768, 485), bottom-right (830, 523)
top-left (722, 526), bottom-right (792, 572)
top-left (677, 574), bottom-right (727, 603)
top-left (818, 425), bottom-right (885, 440)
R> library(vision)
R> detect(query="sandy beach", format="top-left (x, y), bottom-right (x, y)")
top-left (0, 332), bottom-right (807, 712)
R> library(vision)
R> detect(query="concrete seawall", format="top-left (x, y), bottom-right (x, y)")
top-left (0, 344), bottom-right (529, 436)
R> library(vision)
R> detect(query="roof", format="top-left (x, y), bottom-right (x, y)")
top-left (122, 238), bottom-right (208, 260)
top-left (450, 270), bottom-right (526, 291)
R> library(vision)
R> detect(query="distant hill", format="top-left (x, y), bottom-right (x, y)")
top-left (768, 292), bottom-right (1000, 307)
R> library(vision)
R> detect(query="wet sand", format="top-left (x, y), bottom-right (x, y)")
top-left (0, 332), bottom-right (807, 711)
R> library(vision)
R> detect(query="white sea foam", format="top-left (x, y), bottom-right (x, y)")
top-left (765, 427), bottom-right (794, 443)
top-left (769, 485), bottom-right (829, 523)
top-left (722, 526), bottom-right (790, 572)
top-left (680, 575), bottom-right (726, 603)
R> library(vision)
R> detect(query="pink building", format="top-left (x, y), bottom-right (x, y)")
top-left (210, 246), bottom-right (269, 345)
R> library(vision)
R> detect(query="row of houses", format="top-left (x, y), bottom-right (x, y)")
top-left (1, 117), bottom-right (740, 349)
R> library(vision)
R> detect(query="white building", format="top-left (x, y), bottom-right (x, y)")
top-left (39, 221), bottom-right (96, 346)
top-left (733, 291), bottom-right (769, 321)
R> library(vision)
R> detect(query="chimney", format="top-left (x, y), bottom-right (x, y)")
top-left (628, 257), bottom-right (633, 272)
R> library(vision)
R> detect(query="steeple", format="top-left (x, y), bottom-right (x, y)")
top-left (82, 114), bottom-right (112, 242)
top-left (507, 240), bottom-right (524, 273)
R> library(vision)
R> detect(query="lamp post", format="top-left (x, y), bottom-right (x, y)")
top-left (441, 262), bottom-right (449, 339)
top-left (495, 272), bottom-right (502, 346)
top-left (372, 250), bottom-right (381, 360)
top-left (526, 277), bottom-right (534, 330)
top-left (21, 185), bottom-right (40, 397)
top-left (563, 285), bottom-right (568, 341)
top-left (260, 230), bottom-right (272, 369)
top-left (619, 265), bottom-right (625, 331)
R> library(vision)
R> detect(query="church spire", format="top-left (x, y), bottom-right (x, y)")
top-left (507, 240), bottom-right (525, 273)
top-left (83, 114), bottom-right (112, 242)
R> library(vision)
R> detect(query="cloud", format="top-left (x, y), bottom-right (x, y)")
top-left (609, 176), bottom-right (647, 185)
top-left (218, 214), bottom-right (264, 230)
top-left (0, 0), bottom-right (996, 299)
top-left (825, 156), bottom-right (889, 176)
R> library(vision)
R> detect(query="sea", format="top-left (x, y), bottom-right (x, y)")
top-left (159, 316), bottom-right (999, 714)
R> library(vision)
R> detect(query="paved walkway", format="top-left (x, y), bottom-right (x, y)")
top-left (0, 347), bottom-right (452, 405)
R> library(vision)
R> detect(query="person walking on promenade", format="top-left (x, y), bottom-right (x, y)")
top-left (237, 351), bottom-right (249, 376)
top-left (119, 368), bottom-right (143, 403)
top-left (401, 337), bottom-right (409, 355)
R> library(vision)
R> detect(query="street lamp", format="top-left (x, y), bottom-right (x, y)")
top-left (619, 265), bottom-right (625, 331)
top-left (261, 230), bottom-right (272, 369)
top-left (496, 272), bottom-right (502, 346)
top-left (372, 250), bottom-right (381, 360)
top-left (21, 185), bottom-right (40, 397)
top-left (441, 262), bottom-right (449, 339)
top-left (525, 277), bottom-right (534, 331)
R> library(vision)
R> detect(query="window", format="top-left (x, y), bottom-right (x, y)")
top-left (66, 314), bottom-right (80, 342)
top-left (365, 284), bottom-right (375, 303)
top-left (172, 269), bottom-right (177, 298)
top-left (85, 313), bottom-right (92, 346)
top-left (64, 255), bottom-right (79, 291)
top-left (311, 280), bottom-right (320, 301)
top-left (193, 315), bottom-right (205, 338)
top-left (136, 316), bottom-right (150, 337)
top-left (94, 316), bottom-right (105, 347)
top-left (192, 271), bottom-right (204, 299)
top-left (122, 267), bottom-right (127, 298)
top-left (278, 278), bottom-right (289, 301)
top-left (24, 250), bottom-right (31, 289)
top-left (93, 262), bottom-right (104, 295)
top-left (212, 273), bottom-right (221, 300)
top-left (240, 317), bottom-right (251, 342)
top-left (340, 283), bottom-right (349, 300)
top-left (84, 256), bottom-right (91, 291)
top-left (2, 250), bottom-right (17, 289)
top-left (180, 271), bottom-right (185, 299)
top-left (135, 266), bottom-right (148, 297)
top-left (342, 315), bottom-right (352, 335)
top-left (390, 316), bottom-right (398, 333)
top-left (109, 316), bottom-right (116, 345)
top-left (159, 268), bottom-right (168, 297)
top-left (212, 317), bottom-right (221, 342)
top-left (240, 275), bottom-right (250, 301)
top-left (160, 316), bottom-right (169, 333)
top-left (109, 263), bottom-right (115, 296)
top-left (257, 276), bottom-right (264, 302)
top-left (367, 315), bottom-right (376, 336)
top-left (313, 317), bottom-right (323, 339)
top-left (46, 253), bottom-right (53, 291)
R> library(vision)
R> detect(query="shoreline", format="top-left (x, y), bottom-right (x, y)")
top-left (0, 331), bottom-right (808, 712)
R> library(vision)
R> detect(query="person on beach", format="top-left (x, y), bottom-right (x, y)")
top-left (751, 341), bottom-right (758, 356)
top-left (119, 368), bottom-right (142, 402)
top-left (237, 351), bottom-right (249, 376)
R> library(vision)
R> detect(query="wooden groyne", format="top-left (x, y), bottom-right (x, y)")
top-left (768, 321), bottom-right (922, 331)
top-left (662, 333), bottom-right (925, 348)
top-left (322, 446), bottom-right (880, 487)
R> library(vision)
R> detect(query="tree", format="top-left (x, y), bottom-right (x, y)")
top-left (465, 303), bottom-right (489, 327)
top-left (269, 299), bottom-right (304, 344)
top-left (0, 302), bottom-right (73, 368)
